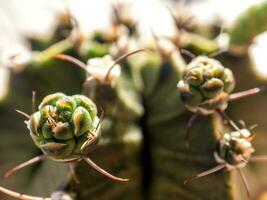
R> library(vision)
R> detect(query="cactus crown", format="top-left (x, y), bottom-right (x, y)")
top-left (215, 129), bottom-right (255, 169)
top-left (27, 93), bottom-right (99, 162)
top-left (177, 56), bottom-right (236, 114)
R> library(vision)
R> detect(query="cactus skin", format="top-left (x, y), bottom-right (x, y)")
top-left (177, 56), bottom-right (235, 115)
top-left (28, 93), bottom-right (98, 161)
top-left (229, 1), bottom-right (267, 53)
top-left (61, 53), bottom-right (144, 199)
top-left (2, 2), bottom-right (267, 199)
top-left (140, 51), bottom-right (233, 200)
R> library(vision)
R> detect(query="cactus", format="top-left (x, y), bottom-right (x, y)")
top-left (229, 0), bottom-right (267, 54)
top-left (1, 1), bottom-right (267, 200)
top-left (177, 56), bottom-right (236, 114)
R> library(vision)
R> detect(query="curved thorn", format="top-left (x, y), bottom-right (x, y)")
top-left (111, 3), bottom-right (120, 25)
top-left (104, 49), bottom-right (148, 81)
top-left (180, 49), bottom-right (196, 59)
top-left (166, 6), bottom-right (180, 29)
top-left (249, 124), bottom-right (258, 131)
top-left (238, 120), bottom-right (246, 128)
top-left (250, 155), bottom-right (267, 162)
top-left (209, 49), bottom-right (227, 58)
top-left (82, 76), bottom-right (97, 98)
top-left (151, 29), bottom-right (159, 46)
top-left (184, 164), bottom-right (225, 185)
top-left (95, 109), bottom-right (104, 134)
top-left (237, 168), bottom-right (250, 199)
top-left (0, 185), bottom-right (50, 200)
top-left (53, 54), bottom-right (87, 72)
top-left (61, 0), bottom-right (80, 34)
top-left (216, 109), bottom-right (240, 132)
top-left (69, 163), bottom-right (80, 184)
top-left (185, 113), bottom-right (199, 149)
top-left (5, 155), bottom-right (46, 178)
top-left (15, 109), bottom-right (30, 119)
top-left (32, 91), bottom-right (36, 113)
top-left (229, 87), bottom-right (264, 102)
top-left (83, 157), bottom-right (129, 182)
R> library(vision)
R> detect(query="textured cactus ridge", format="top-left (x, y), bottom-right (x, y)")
top-left (177, 56), bottom-right (236, 114)
top-left (28, 93), bottom-right (99, 161)
top-left (215, 129), bottom-right (254, 169)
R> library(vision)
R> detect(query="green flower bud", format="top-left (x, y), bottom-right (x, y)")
top-left (28, 93), bottom-right (99, 161)
top-left (185, 67), bottom-right (203, 86)
top-left (40, 139), bottom-right (76, 161)
top-left (53, 122), bottom-right (73, 140)
top-left (213, 65), bottom-right (225, 78)
top-left (42, 122), bottom-right (53, 139)
top-left (73, 95), bottom-right (97, 120)
top-left (56, 96), bottom-right (77, 113)
top-left (222, 68), bottom-right (236, 93)
top-left (72, 106), bottom-right (93, 137)
top-left (40, 105), bottom-right (57, 119)
top-left (38, 93), bottom-right (65, 109)
top-left (177, 56), bottom-right (236, 114)
top-left (200, 78), bottom-right (224, 98)
top-left (216, 129), bottom-right (254, 168)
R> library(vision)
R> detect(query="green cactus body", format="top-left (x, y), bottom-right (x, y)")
top-left (140, 51), bottom-right (233, 200)
top-left (27, 93), bottom-right (98, 162)
top-left (216, 129), bottom-right (254, 169)
top-left (79, 40), bottom-right (110, 60)
top-left (229, 1), bottom-right (267, 53)
top-left (177, 56), bottom-right (236, 114)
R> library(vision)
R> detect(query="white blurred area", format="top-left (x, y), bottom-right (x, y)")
top-left (249, 32), bottom-right (267, 79)
top-left (0, 0), bottom-right (265, 47)
top-left (0, 0), bottom-right (267, 98)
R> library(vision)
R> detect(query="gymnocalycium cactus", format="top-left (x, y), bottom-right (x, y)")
top-left (2, 1), bottom-right (267, 200)
top-left (0, 92), bottom-right (129, 200)
top-left (215, 129), bottom-right (254, 168)
top-left (177, 55), bottom-right (262, 147)
top-left (177, 55), bottom-right (236, 114)
top-left (185, 125), bottom-right (267, 199)
top-left (28, 93), bottom-right (99, 161)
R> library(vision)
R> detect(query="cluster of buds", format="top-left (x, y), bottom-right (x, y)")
top-left (179, 54), bottom-right (264, 198)
top-left (184, 127), bottom-right (260, 198)
top-left (215, 129), bottom-right (255, 169)
top-left (177, 54), bottom-right (262, 148)
top-left (177, 56), bottom-right (235, 115)
top-left (28, 93), bottom-right (99, 161)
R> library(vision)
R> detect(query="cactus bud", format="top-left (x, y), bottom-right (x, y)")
top-left (72, 107), bottom-right (93, 137)
top-left (200, 78), bottom-right (224, 98)
top-left (86, 55), bottom-right (121, 83)
top-left (222, 68), bottom-right (236, 93)
top-left (215, 129), bottom-right (255, 168)
top-left (178, 81), bottom-right (203, 107)
top-left (177, 56), bottom-right (236, 114)
top-left (28, 93), bottom-right (99, 161)
top-left (185, 67), bottom-right (203, 86)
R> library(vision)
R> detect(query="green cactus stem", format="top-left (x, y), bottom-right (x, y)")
top-left (140, 50), bottom-right (233, 200)
top-left (229, 1), bottom-right (267, 55)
